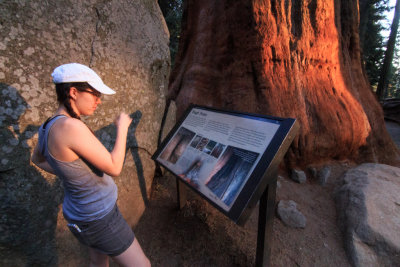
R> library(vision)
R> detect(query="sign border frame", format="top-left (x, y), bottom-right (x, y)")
top-left (152, 104), bottom-right (299, 224)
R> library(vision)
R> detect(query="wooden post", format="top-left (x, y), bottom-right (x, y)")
top-left (255, 175), bottom-right (277, 267)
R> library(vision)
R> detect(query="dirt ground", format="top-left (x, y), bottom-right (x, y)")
top-left (386, 120), bottom-right (400, 148)
top-left (121, 121), bottom-right (400, 267)
top-left (130, 162), bottom-right (352, 267)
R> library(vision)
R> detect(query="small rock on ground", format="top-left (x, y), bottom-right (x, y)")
top-left (291, 169), bottom-right (307, 184)
top-left (276, 200), bottom-right (306, 228)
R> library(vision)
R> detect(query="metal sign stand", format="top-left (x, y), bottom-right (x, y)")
top-left (255, 173), bottom-right (277, 267)
top-left (152, 105), bottom-right (299, 267)
top-left (176, 178), bottom-right (188, 209)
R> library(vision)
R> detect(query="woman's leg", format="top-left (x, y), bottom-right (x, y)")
top-left (89, 248), bottom-right (109, 267)
top-left (112, 238), bottom-right (150, 267)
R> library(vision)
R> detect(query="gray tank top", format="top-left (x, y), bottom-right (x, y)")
top-left (38, 115), bottom-right (117, 222)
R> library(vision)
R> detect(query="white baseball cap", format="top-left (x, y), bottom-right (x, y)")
top-left (51, 63), bottom-right (116, 95)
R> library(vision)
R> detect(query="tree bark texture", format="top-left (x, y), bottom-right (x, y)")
top-left (168, 0), bottom-right (400, 167)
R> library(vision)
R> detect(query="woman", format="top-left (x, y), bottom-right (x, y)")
top-left (31, 63), bottom-right (150, 267)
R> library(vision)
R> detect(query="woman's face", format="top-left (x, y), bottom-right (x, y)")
top-left (73, 87), bottom-right (102, 116)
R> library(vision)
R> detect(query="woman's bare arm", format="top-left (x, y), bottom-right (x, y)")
top-left (63, 113), bottom-right (132, 177)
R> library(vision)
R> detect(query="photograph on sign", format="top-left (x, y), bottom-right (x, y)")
top-left (155, 107), bottom-right (281, 211)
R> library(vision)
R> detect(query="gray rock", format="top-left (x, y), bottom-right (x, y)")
top-left (318, 166), bottom-right (331, 186)
top-left (308, 166), bottom-right (318, 179)
top-left (276, 175), bottom-right (284, 188)
top-left (276, 200), bottom-right (306, 228)
top-left (290, 169), bottom-right (307, 184)
top-left (0, 0), bottom-right (169, 265)
top-left (335, 163), bottom-right (400, 267)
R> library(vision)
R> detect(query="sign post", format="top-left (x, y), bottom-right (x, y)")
top-left (176, 179), bottom-right (187, 209)
top-left (255, 174), bottom-right (277, 267)
top-left (153, 105), bottom-right (299, 266)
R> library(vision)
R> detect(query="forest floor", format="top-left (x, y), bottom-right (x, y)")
top-left (128, 120), bottom-right (400, 267)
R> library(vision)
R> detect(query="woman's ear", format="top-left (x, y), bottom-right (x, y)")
top-left (69, 87), bottom-right (78, 100)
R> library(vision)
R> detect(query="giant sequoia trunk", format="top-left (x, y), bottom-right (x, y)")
top-left (167, 0), bottom-right (400, 167)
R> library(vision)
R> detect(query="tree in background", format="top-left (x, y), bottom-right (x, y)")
top-left (168, 0), bottom-right (399, 167)
top-left (376, 0), bottom-right (400, 99)
top-left (388, 38), bottom-right (400, 97)
top-left (158, 0), bottom-right (182, 67)
top-left (359, 0), bottom-right (390, 88)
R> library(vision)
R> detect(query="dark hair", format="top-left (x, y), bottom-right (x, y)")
top-left (55, 82), bottom-right (95, 119)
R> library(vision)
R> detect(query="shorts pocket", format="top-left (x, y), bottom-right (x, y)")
top-left (67, 223), bottom-right (90, 246)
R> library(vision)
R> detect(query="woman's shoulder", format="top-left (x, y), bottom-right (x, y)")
top-left (53, 117), bottom-right (89, 134)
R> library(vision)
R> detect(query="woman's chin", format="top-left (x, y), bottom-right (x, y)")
top-left (82, 110), bottom-right (95, 116)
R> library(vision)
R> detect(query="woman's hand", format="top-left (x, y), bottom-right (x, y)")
top-left (115, 112), bottom-right (133, 132)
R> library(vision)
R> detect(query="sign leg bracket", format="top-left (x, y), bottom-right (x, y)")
top-left (255, 175), bottom-right (277, 267)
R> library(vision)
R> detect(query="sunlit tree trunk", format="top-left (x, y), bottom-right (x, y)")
top-left (376, 0), bottom-right (400, 99)
top-left (168, 0), bottom-right (400, 167)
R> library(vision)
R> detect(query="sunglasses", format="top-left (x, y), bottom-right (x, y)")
top-left (78, 88), bottom-right (102, 98)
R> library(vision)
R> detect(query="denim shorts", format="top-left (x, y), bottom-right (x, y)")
top-left (66, 204), bottom-right (135, 257)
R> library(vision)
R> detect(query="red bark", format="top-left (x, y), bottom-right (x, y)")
top-left (168, 0), bottom-right (400, 167)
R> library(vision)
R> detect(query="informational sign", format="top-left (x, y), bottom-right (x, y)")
top-left (153, 105), bottom-right (299, 224)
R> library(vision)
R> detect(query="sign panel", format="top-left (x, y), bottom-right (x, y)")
top-left (153, 105), bottom-right (299, 224)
